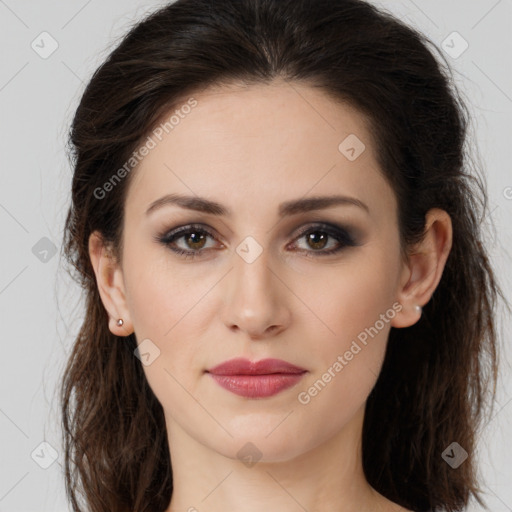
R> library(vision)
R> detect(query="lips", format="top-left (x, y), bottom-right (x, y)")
top-left (207, 357), bottom-right (306, 375)
top-left (206, 358), bottom-right (307, 398)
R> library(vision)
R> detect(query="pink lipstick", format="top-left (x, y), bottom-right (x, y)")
top-left (206, 358), bottom-right (307, 398)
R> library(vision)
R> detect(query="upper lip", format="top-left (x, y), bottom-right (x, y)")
top-left (207, 358), bottom-right (307, 376)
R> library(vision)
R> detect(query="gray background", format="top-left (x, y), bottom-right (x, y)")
top-left (0, 0), bottom-right (510, 510)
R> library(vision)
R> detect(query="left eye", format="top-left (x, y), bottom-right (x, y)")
top-left (157, 222), bottom-right (357, 259)
top-left (293, 229), bottom-right (341, 252)
top-left (288, 224), bottom-right (357, 256)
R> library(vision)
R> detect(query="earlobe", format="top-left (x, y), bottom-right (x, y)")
top-left (391, 208), bottom-right (453, 328)
top-left (88, 231), bottom-right (133, 336)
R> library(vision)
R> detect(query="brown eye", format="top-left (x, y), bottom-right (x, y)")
top-left (305, 231), bottom-right (329, 251)
top-left (157, 224), bottom-right (219, 259)
top-left (290, 223), bottom-right (358, 257)
top-left (156, 221), bottom-right (358, 261)
top-left (182, 231), bottom-right (208, 250)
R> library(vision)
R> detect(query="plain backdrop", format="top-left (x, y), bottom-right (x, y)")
top-left (0, 0), bottom-right (511, 510)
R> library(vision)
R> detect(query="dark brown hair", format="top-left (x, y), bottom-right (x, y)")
top-left (60, 0), bottom-right (505, 511)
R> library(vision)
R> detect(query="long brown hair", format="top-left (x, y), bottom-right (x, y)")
top-left (60, 0), bottom-right (506, 510)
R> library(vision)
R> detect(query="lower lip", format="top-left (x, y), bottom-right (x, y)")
top-left (208, 372), bottom-right (306, 398)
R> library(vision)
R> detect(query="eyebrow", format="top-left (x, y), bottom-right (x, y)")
top-left (145, 193), bottom-right (369, 217)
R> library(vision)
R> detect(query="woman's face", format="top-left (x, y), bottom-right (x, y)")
top-left (114, 80), bottom-right (412, 461)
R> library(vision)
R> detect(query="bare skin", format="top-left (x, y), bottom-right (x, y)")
top-left (89, 78), bottom-right (452, 512)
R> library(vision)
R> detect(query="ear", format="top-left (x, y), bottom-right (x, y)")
top-left (391, 208), bottom-right (453, 328)
top-left (88, 230), bottom-right (133, 336)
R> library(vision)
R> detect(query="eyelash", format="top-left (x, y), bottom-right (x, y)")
top-left (155, 222), bottom-right (358, 260)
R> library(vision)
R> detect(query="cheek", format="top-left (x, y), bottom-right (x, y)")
top-left (123, 243), bottom-right (196, 339)
top-left (294, 246), bottom-right (400, 399)
top-left (122, 245), bottom-right (212, 379)
top-left (294, 274), bottom-right (395, 440)
top-left (294, 250), bottom-right (399, 347)
top-left (122, 254), bottom-right (206, 422)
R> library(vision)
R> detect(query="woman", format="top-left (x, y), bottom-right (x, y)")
top-left (60, 0), bottom-right (504, 511)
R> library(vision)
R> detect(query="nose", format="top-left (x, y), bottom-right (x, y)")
top-left (222, 245), bottom-right (291, 340)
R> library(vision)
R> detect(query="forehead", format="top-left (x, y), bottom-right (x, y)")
top-left (124, 80), bottom-right (395, 223)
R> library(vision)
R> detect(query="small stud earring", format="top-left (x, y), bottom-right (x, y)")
top-left (415, 305), bottom-right (422, 315)
top-left (117, 318), bottom-right (124, 327)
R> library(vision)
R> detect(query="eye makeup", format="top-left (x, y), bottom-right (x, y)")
top-left (153, 221), bottom-right (361, 261)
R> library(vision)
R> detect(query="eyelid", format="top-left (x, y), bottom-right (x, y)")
top-left (161, 223), bottom-right (216, 239)
top-left (158, 221), bottom-right (353, 242)
top-left (290, 221), bottom-right (355, 242)
top-left (156, 220), bottom-right (359, 258)
top-left (157, 223), bottom-right (222, 247)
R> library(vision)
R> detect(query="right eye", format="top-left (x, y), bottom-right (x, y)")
top-left (156, 223), bottom-right (222, 259)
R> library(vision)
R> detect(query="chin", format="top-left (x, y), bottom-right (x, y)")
top-left (211, 423), bottom-right (316, 464)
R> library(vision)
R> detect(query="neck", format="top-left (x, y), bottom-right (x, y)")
top-left (164, 404), bottom-right (401, 512)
